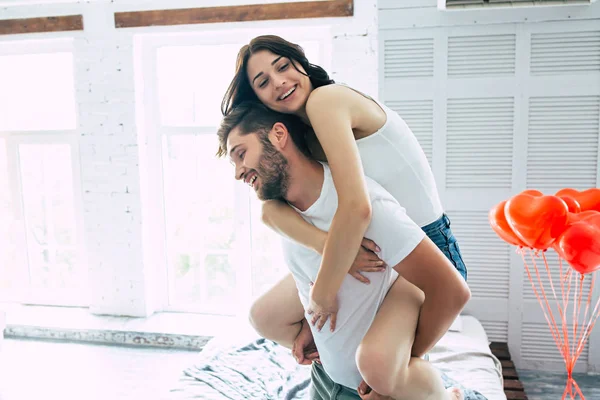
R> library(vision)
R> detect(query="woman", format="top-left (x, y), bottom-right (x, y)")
top-left (221, 35), bottom-right (470, 398)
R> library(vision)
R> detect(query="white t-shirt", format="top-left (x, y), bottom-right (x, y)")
top-left (281, 163), bottom-right (425, 389)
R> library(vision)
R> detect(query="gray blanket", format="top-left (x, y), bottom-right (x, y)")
top-left (170, 338), bottom-right (489, 399)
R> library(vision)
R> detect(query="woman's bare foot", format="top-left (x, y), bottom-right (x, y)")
top-left (446, 387), bottom-right (463, 400)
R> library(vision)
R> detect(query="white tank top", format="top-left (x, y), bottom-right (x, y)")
top-left (348, 87), bottom-right (444, 227)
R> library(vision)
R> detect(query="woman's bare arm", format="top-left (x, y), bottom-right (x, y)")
top-left (304, 85), bottom-right (373, 310)
top-left (262, 199), bottom-right (386, 287)
top-left (261, 199), bottom-right (327, 254)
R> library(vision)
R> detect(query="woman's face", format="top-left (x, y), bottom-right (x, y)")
top-left (246, 49), bottom-right (313, 115)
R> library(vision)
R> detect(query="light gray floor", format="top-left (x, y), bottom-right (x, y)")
top-left (0, 337), bottom-right (200, 400)
top-left (3, 337), bottom-right (600, 400)
top-left (519, 369), bottom-right (600, 400)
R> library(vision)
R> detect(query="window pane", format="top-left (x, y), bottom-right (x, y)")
top-left (156, 40), bottom-right (322, 128)
top-left (0, 139), bottom-right (27, 293)
top-left (162, 134), bottom-right (240, 313)
top-left (157, 44), bottom-right (241, 128)
top-left (250, 195), bottom-right (288, 297)
top-left (0, 52), bottom-right (76, 131)
top-left (19, 144), bottom-right (81, 291)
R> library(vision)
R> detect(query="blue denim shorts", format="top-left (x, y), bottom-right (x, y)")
top-left (421, 213), bottom-right (468, 282)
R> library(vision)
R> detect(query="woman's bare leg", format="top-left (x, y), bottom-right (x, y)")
top-left (397, 238), bottom-right (471, 358)
top-left (249, 273), bottom-right (305, 349)
top-left (355, 275), bottom-right (462, 400)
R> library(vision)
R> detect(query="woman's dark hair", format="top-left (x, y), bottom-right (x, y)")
top-left (221, 35), bottom-right (335, 116)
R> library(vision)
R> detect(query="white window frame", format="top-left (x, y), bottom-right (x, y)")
top-left (0, 38), bottom-right (87, 307)
top-left (135, 26), bottom-right (332, 316)
top-left (0, 133), bottom-right (87, 307)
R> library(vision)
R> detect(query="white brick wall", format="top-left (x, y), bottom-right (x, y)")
top-left (73, 22), bottom-right (146, 315)
top-left (0, 0), bottom-right (378, 317)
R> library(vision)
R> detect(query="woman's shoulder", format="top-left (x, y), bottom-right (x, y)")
top-left (308, 83), bottom-right (348, 102)
top-left (306, 84), bottom-right (369, 114)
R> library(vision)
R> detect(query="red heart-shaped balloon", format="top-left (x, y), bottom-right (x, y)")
top-left (489, 200), bottom-right (528, 247)
top-left (566, 210), bottom-right (600, 225)
top-left (505, 194), bottom-right (569, 250)
top-left (521, 189), bottom-right (544, 197)
top-left (520, 189), bottom-right (581, 214)
top-left (555, 188), bottom-right (600, 212)
top-left (556, 188), bottom-right (579, 197)
top-left (558, 196), bottom-right (581, 214)
top-left (555, 215), bottom-right (600, 275)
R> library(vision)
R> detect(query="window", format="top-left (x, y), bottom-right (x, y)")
top-left (0, 41), bottom-right (85, 306)
top-left (0, 139), bottom-right (25, 297)
top-left (0, 52), bottom-right (76, 131)
top-left (160, 133), bottom-right (239, 313)
top-left (19, 144), bottom-right (82, 292)
top-left (139, 29), bottom-right (329, 315)
top-left (156, 43), bottom-right (241, 128)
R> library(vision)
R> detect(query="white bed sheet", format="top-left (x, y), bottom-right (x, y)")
top-left (429, 315), bottom-right (506, 400)
top-left (170, 315), bottom-right (506, 400)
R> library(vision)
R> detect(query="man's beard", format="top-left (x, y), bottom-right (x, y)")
top-left (255, 136), bottom-right (290, 201)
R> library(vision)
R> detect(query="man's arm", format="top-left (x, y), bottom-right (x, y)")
top-left (364, 197), bottom-right (471, 358)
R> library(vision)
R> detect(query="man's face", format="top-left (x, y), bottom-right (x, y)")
top-left (227, 125), bottom-right (290, 201)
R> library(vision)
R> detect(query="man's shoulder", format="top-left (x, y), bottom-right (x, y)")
top-left (364, 176), bottom-right (399, 207)
top-left (363, 178), bottom-right (414, 231)
top-left (322, 163), bottom-right (400, 210)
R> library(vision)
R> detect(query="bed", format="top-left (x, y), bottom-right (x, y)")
top-left (167, 315), bottom-right (508, 400)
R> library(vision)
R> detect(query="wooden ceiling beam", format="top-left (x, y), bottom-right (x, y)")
top-left (0, 15), bottom-right (83, 36)
top-left (114, 0), bottom-right (353, 29)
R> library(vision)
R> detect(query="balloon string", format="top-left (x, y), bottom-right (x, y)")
top-left (566, 267), bottom-right (573, 317)
top-left (559, 256), bottom-right (572, 364)
top-left (572, 274), bottom-right (585, 370)
top-left (571, 272), bottom-right (580, 370)
top-left (562, 377), bottom-right (574, 400)
top-left (544, 252), bottom-right (570, 363)
top-left (574, 280), bottom-right (599, 363)
top-left (524, 249), bottom-right (565, 360)
top-left (575, 289), bottom-right (600, 364)
top-left (578, 273), bottom-right (595, 351)
top-left (531, 251), bottom-right (565, 358)
top-left (573, 377), bottom-right (586, 400)
top-left (566, 266), bottom-right (574, 363)
top-left (543, 252), bottom-right (560, 303)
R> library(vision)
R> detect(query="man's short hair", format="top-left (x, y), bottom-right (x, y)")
top-left (216, 101), bottom-right (311, 158)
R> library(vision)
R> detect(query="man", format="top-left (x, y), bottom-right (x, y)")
top-left (217, 102), bottom-right (468, 400)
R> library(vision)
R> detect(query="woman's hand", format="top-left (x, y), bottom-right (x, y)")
top-left (349, 238), bottom-right (386, 284)
top-left (307, 283), bottom-right (339, 332)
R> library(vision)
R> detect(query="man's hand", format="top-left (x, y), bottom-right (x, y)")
top-left (306, 283), bottom-right (339, 332)
top-left (292, 318), bottom-right (320, 365)
top-left (349, 238), bottom-right (387, 284)
top-left (358, 380), bottom-right (392, 400)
